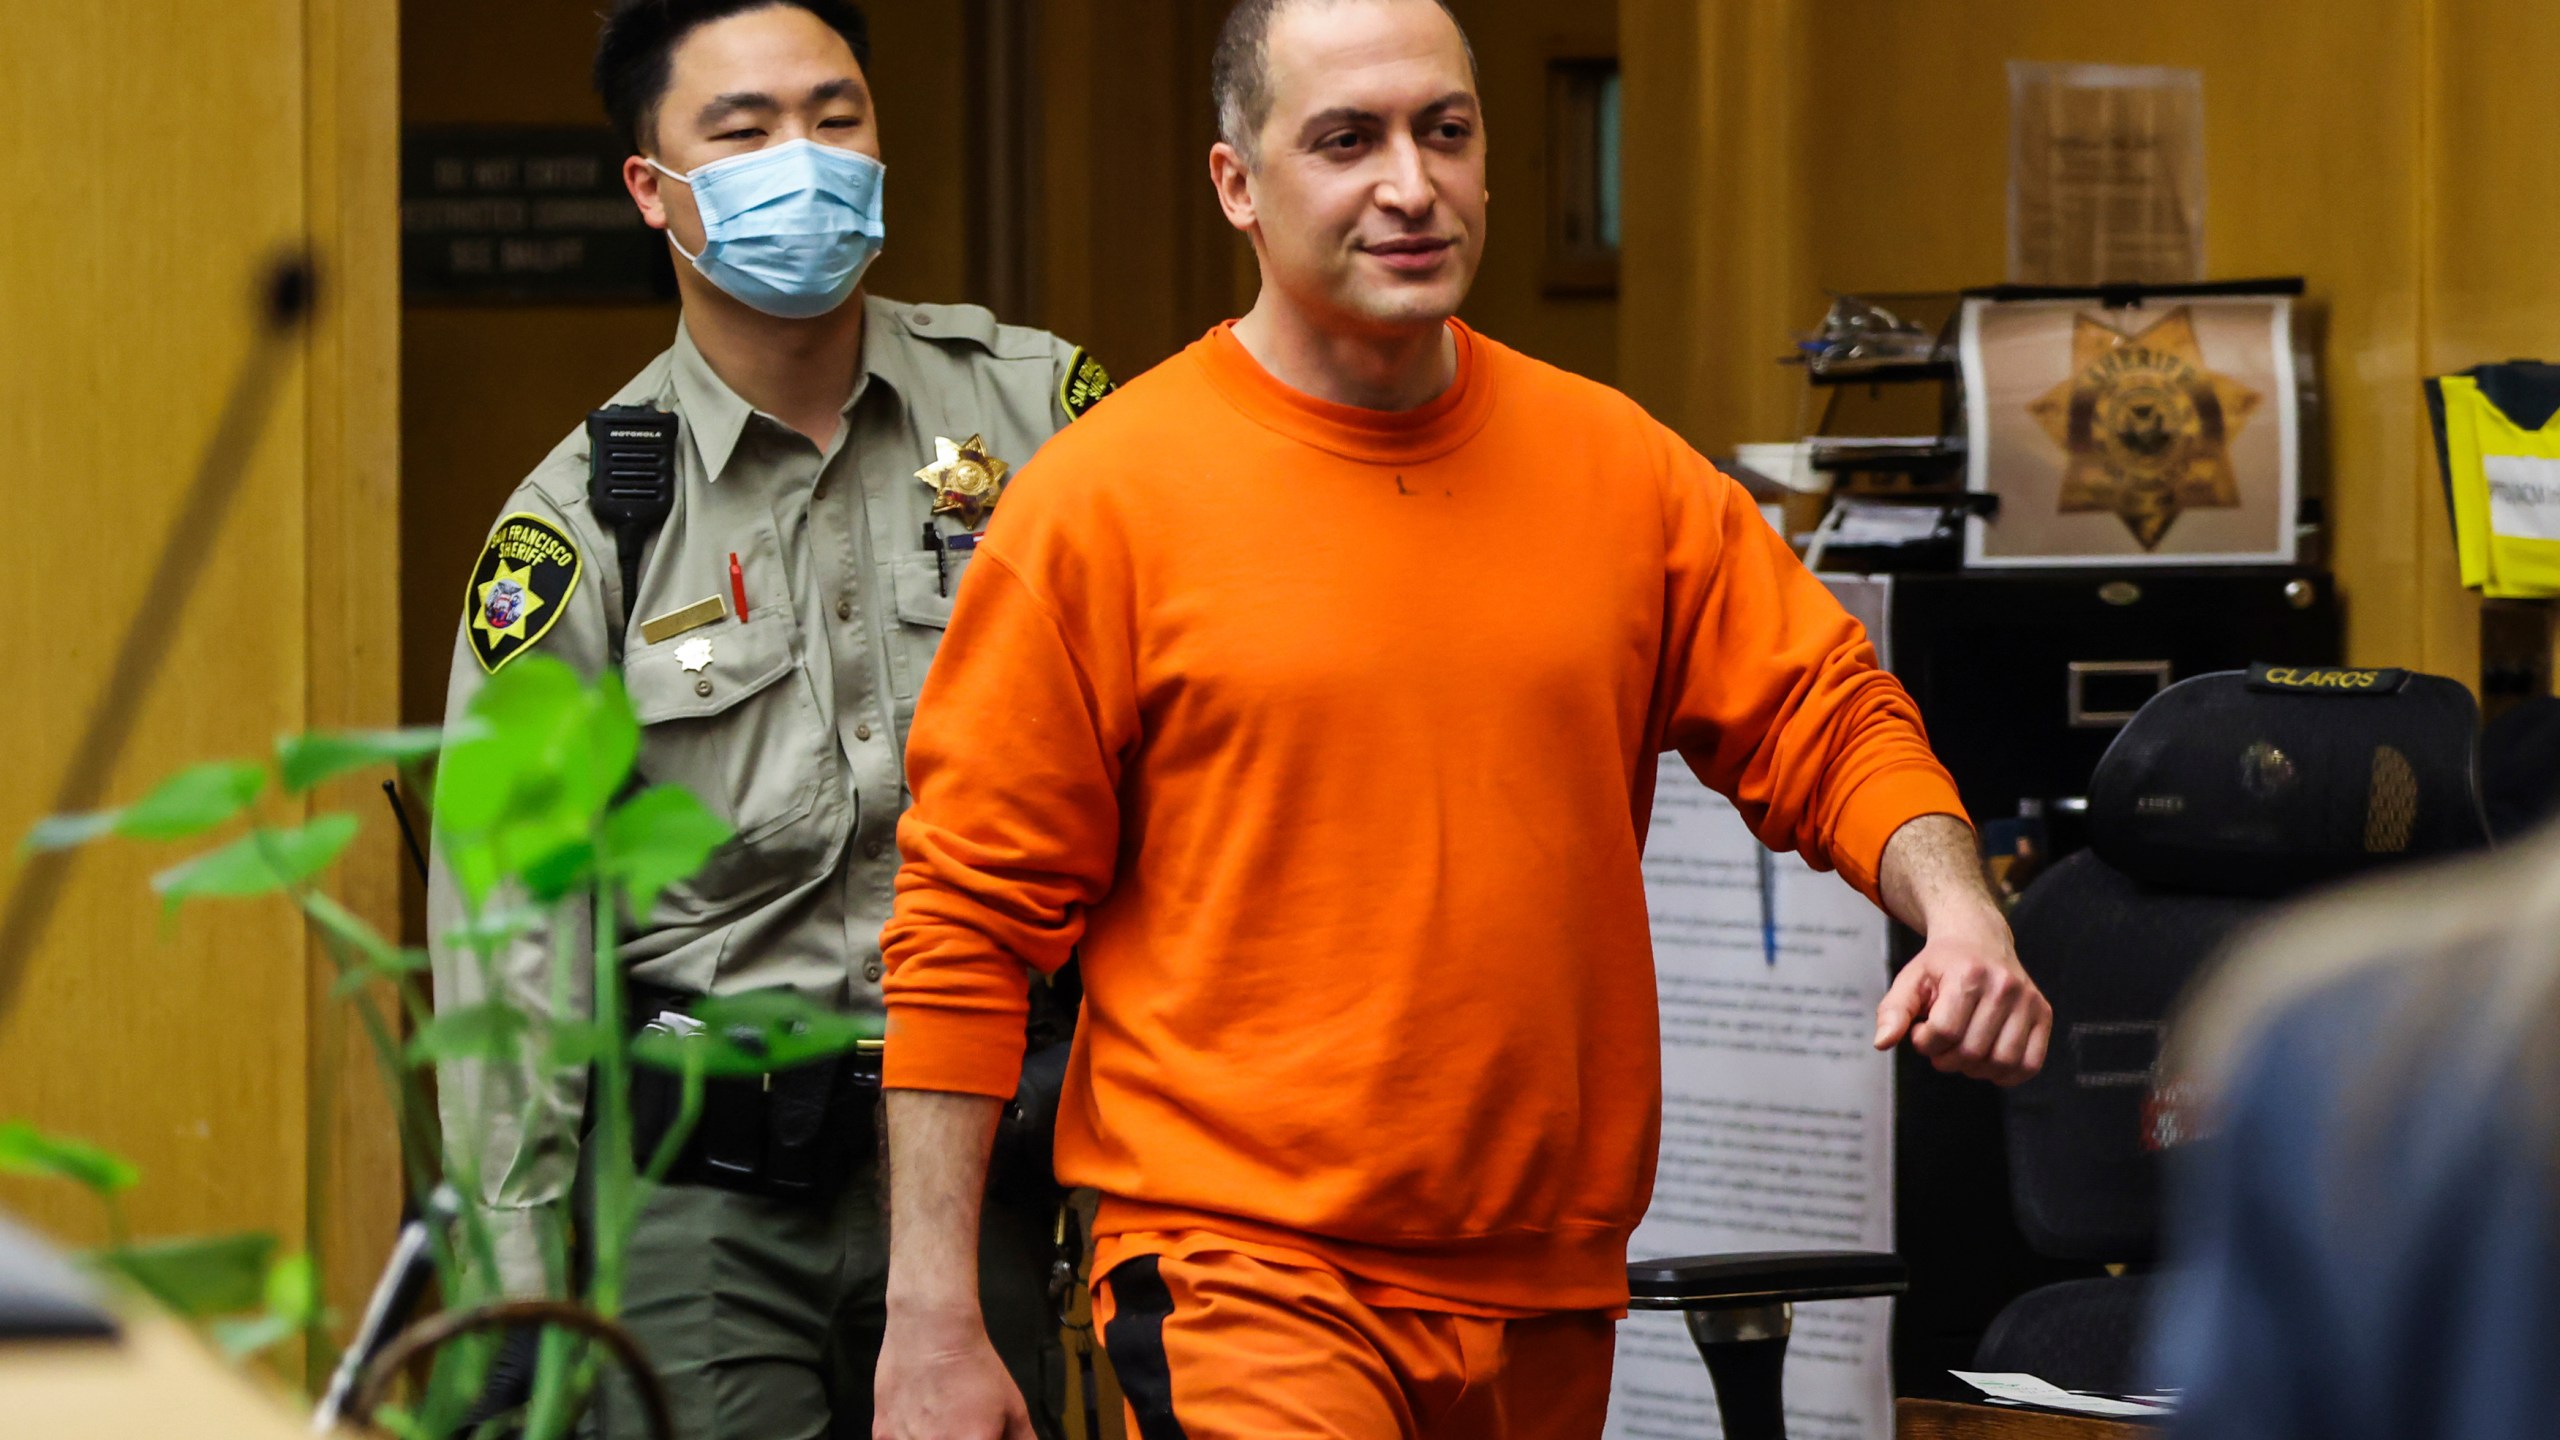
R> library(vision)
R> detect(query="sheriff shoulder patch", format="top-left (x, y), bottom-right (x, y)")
top-left (465, 511), bottom-right (582, 673)
top-left (1059, 347), bottom-right (1114, 421)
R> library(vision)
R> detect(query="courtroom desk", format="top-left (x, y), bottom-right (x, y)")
top-left (1899, 1396), bottom-right (2159, 1440)
top-left (0, 1314), bottom-right (318, 1438)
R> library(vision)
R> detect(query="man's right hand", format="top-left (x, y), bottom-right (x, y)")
top-left (874, 1304), bottom-right (1036, 1440)
top-left (873, 1088), bottom-right (1023, 1440)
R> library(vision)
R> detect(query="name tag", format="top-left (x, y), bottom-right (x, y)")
top-left (2484, 454), bottom-right (2560, 541)
top-left (639, 594), bottom-right (730, 645)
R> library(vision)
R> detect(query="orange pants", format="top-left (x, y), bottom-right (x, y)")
top-left (1092, 1246), bottom-right (1617, 1439)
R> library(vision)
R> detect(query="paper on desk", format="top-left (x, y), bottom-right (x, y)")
top-left (1604, 767), bottom-right (1896, 1440)
top-left (1952, 1371), bottom-right (2178, 1418)
top-left (1828, 503), bottom-right (1948, 548)
top-left (1735, 441), bottom-right (1823, 494)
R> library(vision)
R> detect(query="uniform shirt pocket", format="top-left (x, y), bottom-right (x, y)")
top-left (888, 549), bottom-right (974, 709)
top-left (623, 612), bottom-right (840, 898)
top-left (890, 548), bottom-right (970, 630)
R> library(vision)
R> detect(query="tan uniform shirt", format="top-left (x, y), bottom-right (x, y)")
top-left (427, 295), bottom-right (1103, 1290)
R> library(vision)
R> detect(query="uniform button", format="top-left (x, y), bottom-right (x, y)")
top-left (694, 679), bottom-right (713, 697)
top-left (863, 962), bottom-right (884, 982)
top-left (855, 724), bottom-right (872, 741)
top-left (836, 600), bottom-right (852, 620)
top-left (863, 840), bottom-right (886, 861)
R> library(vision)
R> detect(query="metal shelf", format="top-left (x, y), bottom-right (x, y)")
top-left (1804, 358), bottom-right (1957, 387)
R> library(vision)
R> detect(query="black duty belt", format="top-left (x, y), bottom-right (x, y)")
top-left (624, 985), bottom-right (882, 1205)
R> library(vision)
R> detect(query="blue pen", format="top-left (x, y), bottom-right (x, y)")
top-left (1757, 845), bottom-right (1778, 966)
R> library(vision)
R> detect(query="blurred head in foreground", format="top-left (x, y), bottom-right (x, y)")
top-left (2152, 824), bottom-right (2560, 1440)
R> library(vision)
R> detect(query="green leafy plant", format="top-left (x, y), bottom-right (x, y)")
top-left (13, 656), bottom-right (873, 1437)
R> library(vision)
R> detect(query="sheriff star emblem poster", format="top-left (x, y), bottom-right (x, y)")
top-left (1959, 293), bottom-right (2299, 566)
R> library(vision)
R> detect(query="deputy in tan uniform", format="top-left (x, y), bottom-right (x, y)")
top-left (424, 2), bottom-right (1109, 1436)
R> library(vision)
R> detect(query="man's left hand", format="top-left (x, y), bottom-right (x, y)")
top-left (1872, 916), bottom-right (2050, 1086)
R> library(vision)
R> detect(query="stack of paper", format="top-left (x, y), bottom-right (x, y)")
top-left (1952, 1371), bottom-right (2179, 1420)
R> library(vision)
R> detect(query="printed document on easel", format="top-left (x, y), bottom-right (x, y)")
top-left (1604, 757), bottom-right (1896, 1440)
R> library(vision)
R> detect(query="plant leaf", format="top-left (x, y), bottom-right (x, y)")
top-left (207, 1249), bottom-right (319, 1358)
top-left (435, 659), bottom-right (636, 833)
top-left (22, 760), bottom-right (267, 855)
top-left (211, 1310), bottom-right (299, 1360)
top-left (632, 991), bottom-right (877, 1077)
top-left (330, 948), bottom-right (431, 1000)
top-left (0, 1121), bottom-right (139, 1194)
top-left (276, 727), bottom-right (448, 795)
top-left (440, 904), bottom-right (544, 954)
top-left (97, 1232), bottom-right (274, 1317)
top-left (264, 1250), bottom-right (320, 1323)
top-left (516, 837), bottom-right (596, 903)
top-left (430, 659), bottom-right (582, 836)
top-left (432, 659), bottom-right (642, 908)
top-left (545, 1020), bottom-right (616, 1069)
top-left (601, 785), bottom-right (732, 916)
top-left (301, 890), bottom-right (401, 969)
top-left (116, 761), bottom-right (268, 841)
top-left (628, 1026), bottom-right (712, 1074)
top-left (372, 1405), bottom-right (434, 1440)
top-left (151, 814), bottom-right (360, 903)
top-left (22, 810), bottom-right (121, 853)
top-left (405, 1001), bottom-right (530, 1066)
top-left (562, 671), bottom-right (642, 825)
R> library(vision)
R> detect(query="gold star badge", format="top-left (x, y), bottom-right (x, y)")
top-left (915, 434), bottom-right (1011, 528)
top-left (2028, 306), bottom-right (2261, 550)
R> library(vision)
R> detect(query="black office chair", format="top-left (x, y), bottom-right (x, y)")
top-left (1628, 1252), bottom-right (1908, 1440)
top-left (1979, 664), bottom-right (2491, 1392)
top-left (2481, 694), bottom-right (2560, 840)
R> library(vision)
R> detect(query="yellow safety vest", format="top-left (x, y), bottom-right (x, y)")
top-left (2438, 374), bottom-right (2560, 598)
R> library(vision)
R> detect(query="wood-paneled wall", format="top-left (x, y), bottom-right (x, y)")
top-left (1031, 0), bottom-right (1254, 378)
top-left (1618, 0), bottom-right (2523, 685)
top-left (1449, 0), bottom-right (1623, 382)
top-left (0, 0), bottom-right (402, 1349)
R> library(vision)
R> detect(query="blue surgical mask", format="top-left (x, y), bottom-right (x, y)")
top-left (649, 139), bottom-right (887, 319)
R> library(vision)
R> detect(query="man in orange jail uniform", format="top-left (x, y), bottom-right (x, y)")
top-left (868, 2), bottom-right (2052, 1436)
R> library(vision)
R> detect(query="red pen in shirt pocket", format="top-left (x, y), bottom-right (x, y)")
top-left (729, 552), bottom-right (750, 621)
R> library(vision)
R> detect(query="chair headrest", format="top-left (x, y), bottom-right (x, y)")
top-left (2088, 665), bottom-right (2489, 897)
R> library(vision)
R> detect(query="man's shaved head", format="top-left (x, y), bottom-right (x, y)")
top-left (1211, 0), bottom-right (1476, 166)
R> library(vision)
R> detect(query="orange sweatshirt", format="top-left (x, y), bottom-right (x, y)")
top-left (882, 320), bottom-right (1963, 1313)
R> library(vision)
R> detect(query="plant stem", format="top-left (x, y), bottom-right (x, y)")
top-left (520, 1326), bottom-right (584, 1440)
top-left (584, 880), bottom-right (634, 1320)
top-left (637, 1050), bottom-right (706, 1188)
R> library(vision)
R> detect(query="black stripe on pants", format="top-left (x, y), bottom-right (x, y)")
top-left (1100, 1256), bottom-right (1190, 1440)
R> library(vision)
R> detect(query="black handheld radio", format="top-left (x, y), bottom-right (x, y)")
top-left (586, 404), bottom-right (681, 623)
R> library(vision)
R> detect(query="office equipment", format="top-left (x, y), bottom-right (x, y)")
top-left (1828, 567), bottom-right (2341, 853)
